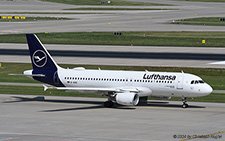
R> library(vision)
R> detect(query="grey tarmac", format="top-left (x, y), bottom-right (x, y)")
top-left (1, 43), bottom-right (225, 68)
top-left (0, 94), bottom-right (225, 141)
top-left (1, 0), bottom-right (225, 34)
top-left (1, 1), bottom-right (225, 141)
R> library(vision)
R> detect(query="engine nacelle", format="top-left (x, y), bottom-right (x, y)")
top-left (115, 92), bottom-right (139, 106)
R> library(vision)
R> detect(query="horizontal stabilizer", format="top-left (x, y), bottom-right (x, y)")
top-left (9, 74), bottom-right (45, 77)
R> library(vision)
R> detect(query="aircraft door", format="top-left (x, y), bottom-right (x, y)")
top-left (177, 76), bottom-right (183, 89)
top-left (125, 77), bottom-right (133, 86)
top-left (129, 78), bottom-right (133, 86)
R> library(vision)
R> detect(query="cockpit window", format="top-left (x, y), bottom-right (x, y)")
top-left (191, 80), bottom-right (205, 84)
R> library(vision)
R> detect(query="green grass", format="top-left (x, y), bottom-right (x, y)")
top-left (172, 17), bottom-right (225, 26)
top-left (169, 93), bottom-right (225, 103)
top-left (1, 63), bottom-right (225, 103)
top-left (2, 32), bottom-right (225, 47)
top-left (1, 63), bottom-right (225, 90)
top-left (41, 0), bottom-right (170, 6)
top-left (0, 85), bottom-right (224, 103)
top-left (0, 85), bottom-right (104, 98)
top-left (0, 17), bottom-right (70, 22)
top-left (0, 63), bottom-right (37, 83)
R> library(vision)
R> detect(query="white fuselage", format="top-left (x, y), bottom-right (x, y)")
top-left (57, 67), bottom-right (212, 98)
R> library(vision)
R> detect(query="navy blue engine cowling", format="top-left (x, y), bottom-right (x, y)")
top-left (26, 34), bottom-right (64, 87)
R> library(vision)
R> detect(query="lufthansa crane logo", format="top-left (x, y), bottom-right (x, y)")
top-left (32, 50), bottom-right (47, 67)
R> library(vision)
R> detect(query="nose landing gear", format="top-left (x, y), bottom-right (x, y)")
top-left (182, 97), bottom-right (188, 108)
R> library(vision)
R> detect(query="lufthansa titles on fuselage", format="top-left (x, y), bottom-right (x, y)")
top-left (143, 73), bottom-right (176, 81)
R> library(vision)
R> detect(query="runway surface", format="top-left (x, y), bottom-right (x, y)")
top-left (1, 0), bottom-right (225, 34)
top-left (1, 1), bottom-right (225, 140)
top-left (0, 0), bottom-right (225, 68)
top-left (0, 94), bottom-right (225, 141)
top-left (2, 48), bottom-right (225, 61)
top-left (1, 43), bottom-right (225, 68)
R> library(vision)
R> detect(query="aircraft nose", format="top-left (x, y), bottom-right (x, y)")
top-left (200, 84), bottom-right (213, 96)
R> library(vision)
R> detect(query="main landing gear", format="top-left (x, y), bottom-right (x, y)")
top-left (104, 101), bottom-right (114, 108)
top-left (104, 92), bottom-right (115, 108)
top-left (182, 97), bottom-right (188, 108)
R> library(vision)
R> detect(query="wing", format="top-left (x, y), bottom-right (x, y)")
top-left (43, 85), bottom-right (139, 93)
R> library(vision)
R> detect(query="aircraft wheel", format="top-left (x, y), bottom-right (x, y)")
top-left (104, 101), bottom-right (114, 108)
top-left (182, 103), bottom-right (188, 108)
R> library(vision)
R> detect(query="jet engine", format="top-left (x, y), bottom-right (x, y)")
top-left (115, 92), bottom-right (139, 106)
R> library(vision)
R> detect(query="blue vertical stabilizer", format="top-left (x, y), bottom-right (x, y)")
top-left (26, 34), bottom-right (64, 86)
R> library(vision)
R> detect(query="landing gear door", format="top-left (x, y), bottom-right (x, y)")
top-left (177, 76), bottom-right (184, 89)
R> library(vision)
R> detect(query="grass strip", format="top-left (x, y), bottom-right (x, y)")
top-left (1, 63), bottom-right (225, 90)
top-left (41, 0), bottom-right (170, 6)
top-left (0, 85), bottom-right (103, 97)
top-left (1, 32), bottom-right (225, 47)
top-left (0, 85), bottom-right (224, 103)
top-left (168, 93), bottom-right (225, 103)
top-left (172, 17), bottom-right (225, 26)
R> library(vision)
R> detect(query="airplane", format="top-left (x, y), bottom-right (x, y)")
top-left (16, 34), bottom-right (213, 108)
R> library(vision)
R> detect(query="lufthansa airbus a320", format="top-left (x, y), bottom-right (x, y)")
top-left (13, 34), bottom-right (213, 108)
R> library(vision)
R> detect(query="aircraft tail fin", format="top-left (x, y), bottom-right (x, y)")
top-left (26, 34), bottom-right (59, 71)
top-left (26, 34), bottom-right (64, 86)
